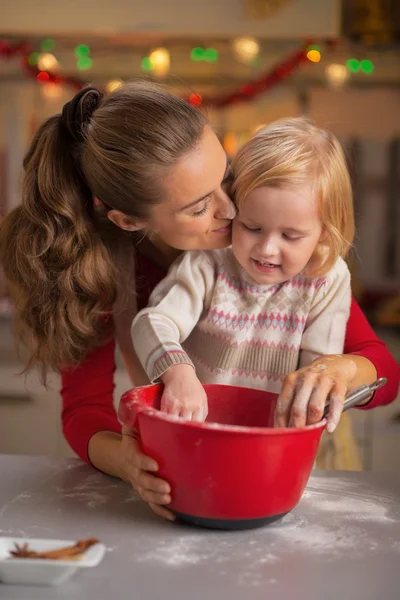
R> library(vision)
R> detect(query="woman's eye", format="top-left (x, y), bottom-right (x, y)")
top-left (283, 233), bottom-right (300, 241)
top-left (191, 200), bottom-right (210, 217)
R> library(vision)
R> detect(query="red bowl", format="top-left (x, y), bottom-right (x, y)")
top-left (119, 383), bottom-right (325, 529)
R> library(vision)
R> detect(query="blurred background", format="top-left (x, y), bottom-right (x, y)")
top-left (0, 0), bottom-right (399, 468)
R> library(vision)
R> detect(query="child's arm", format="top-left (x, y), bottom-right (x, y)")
top-left (275, 258), bottom-right (351, 431)
top-left (299, 258), bottom-right (351, 367)
top-left (131, 250), bottom-right (216, 420)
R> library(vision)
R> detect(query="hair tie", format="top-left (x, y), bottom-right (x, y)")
top-left (62, 86), bottom-right (103, 143)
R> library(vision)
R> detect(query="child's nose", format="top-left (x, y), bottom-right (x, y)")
top-left (259, 239), bottom-right (279, 256)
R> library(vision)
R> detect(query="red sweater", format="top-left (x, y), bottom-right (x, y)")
top-left (61, 252), bottom-right (400, 464)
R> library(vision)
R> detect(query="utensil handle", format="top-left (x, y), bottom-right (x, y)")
top-left (323, 377), bottom-right (387, 419)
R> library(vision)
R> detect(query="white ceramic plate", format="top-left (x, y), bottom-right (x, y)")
top-left (0, 537), bottom-right (106, 586)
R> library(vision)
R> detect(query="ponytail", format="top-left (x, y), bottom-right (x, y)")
top-left (0, 91), bottom-right (118, 379)
top-left (0, 81), bottom-right (208, 379)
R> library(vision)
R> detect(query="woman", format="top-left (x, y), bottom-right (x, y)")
top-left (1, 83), bottom-right (399, 521)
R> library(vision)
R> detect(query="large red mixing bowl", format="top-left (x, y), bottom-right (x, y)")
top-left (119, 383), bottom-right (326, 529)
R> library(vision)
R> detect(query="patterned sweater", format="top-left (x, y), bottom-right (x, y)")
top-left (132, 249), bottom-right (351, 393)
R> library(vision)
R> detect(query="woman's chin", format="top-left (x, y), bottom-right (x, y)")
top-left (213, 238), bottom-right (231, 250)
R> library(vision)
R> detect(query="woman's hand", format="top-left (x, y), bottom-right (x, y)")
top-left (120, 425), bottom-right (175, 521)
top-left (274, 355), bottom-right (360, 433)
top-left (161, 364), bottom-right (208, 421)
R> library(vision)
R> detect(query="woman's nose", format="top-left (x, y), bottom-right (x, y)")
top-left (215, 189), bottom-right (237, 220)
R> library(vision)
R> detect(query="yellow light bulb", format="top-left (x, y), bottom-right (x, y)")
top-left (149, 48), bottom-right (170, 77)
top-left (232, 37), bottom-right (260, 64)
top-left (325, 63), bottom-right (349, 88)
top-left (41, 83), bottom-right (63, 101)
top-left (306, 49), bottom-right (321, 63)
top-left (106, 79), bottom-right (123, 93)
top-left (38, 53), bottom-right (59, 71)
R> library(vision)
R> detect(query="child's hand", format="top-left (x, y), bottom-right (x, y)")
top-left (160, 364), bottom-right (208, 421)
top-left (274, 355), bottom-right (358, 433)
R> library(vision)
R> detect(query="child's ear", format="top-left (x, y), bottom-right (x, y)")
top-left (107, 209), bottom-right (148, 232)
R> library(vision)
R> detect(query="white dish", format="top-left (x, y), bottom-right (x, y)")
top-left (0, 537), bottom-right (106, 586)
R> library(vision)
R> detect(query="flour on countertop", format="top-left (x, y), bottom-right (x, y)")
top-left (55, 472), bottom-right (139, 508)
top-left (303, 477), bottom-right (396, 523)
top-left (136, 477), bottom-right (400, 575)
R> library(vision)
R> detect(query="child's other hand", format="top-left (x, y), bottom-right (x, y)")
top-left (160, 364), bottom-right (208, 422)
top-left (274, 355), bottom-right (358, 433)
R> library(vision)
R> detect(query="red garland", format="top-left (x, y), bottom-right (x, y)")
top-left (0, 38), bottom-right (85, 91)
top-left (200, 44), bottom-right (311, 108)
top-left (0, 38), bottom-right (312, 107)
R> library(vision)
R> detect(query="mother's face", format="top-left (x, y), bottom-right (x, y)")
top-left (147, 126), bottom-right (236, 251)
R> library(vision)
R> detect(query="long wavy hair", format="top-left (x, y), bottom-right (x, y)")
top-left (0, 81), bottom-right (206, 379)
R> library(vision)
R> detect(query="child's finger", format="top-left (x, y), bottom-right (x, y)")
top-left (193, 406), bottom-right (207, 422)
top-left (181, 407), bottom-right (195, 420)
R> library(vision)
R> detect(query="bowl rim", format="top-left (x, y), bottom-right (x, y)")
top-left (121, 382), bottom-right (327, 436)
top-left (138, 407), bottom-right (327, 436)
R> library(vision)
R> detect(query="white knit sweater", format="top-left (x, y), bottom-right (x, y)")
top-left (132, 249), bottom-right (351, 393)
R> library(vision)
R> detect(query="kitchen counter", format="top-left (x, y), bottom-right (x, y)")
top-left (0, 454), bottom-right (399, 599)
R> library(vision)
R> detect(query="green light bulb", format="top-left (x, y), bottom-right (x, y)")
top-left (360, 59), bottom-right (374, 74)
top-left (346, 58), bottom-right (360, 73)
top-left (28, 52), bottom-right (40, 66)
top-left (204, 48), bottom-right (218, 62)
top-left (41, 39), bottom-right (55, 52)
top-left (141, 57), bottom-right (153, 72)
top-left (190, 47), bottom-right (204, 61)
top-left (75, 44), bottom-right (91, 58)
top-left (77, 56), bottom-right (93, 70)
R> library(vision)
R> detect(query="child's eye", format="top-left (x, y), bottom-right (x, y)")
top-left (242, 223), bottom-right (261, 233)
top-left (283, 233), bottom-right (300, 241)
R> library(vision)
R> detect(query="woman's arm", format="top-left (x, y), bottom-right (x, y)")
top-left (275, 297), bottom-right (399, 429)
top-left (344, 298), bottom-right (400, 409)
top-left (61, 335), bottom-right (121, 464)
top-left (61, 324), bottom-right (175, 521)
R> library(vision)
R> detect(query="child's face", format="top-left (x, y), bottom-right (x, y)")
top-left (232, 183), bottom-right (323, 285)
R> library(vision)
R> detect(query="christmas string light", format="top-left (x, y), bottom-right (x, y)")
top-left (0, 38), bottom-right (314, 108)
top-left (232, 37), bottom-right (260, 64)
top-left (190, 47), bottom-right (219, 62)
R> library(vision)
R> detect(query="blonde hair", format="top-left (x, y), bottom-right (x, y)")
top-left (232, 117), bottom-right (354, 276)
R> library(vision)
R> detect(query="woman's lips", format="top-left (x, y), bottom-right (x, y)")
top-left (212, 224), bottom-right (232, 234)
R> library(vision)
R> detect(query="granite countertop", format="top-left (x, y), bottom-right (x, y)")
top-left (1, 455), bottom-right (399, 599)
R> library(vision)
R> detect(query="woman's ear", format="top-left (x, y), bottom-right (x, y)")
top-left (319, 227), bottom-right (329, 243)
top-left (107, 209), bottom-right (148, 232)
